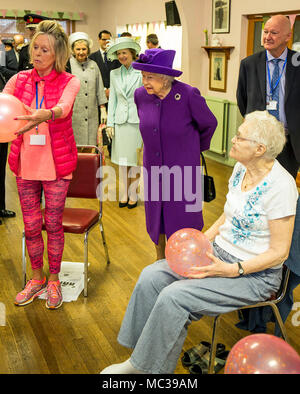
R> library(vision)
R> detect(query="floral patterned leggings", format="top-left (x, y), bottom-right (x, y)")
top-left (16, 177), bottom-right (70, 274)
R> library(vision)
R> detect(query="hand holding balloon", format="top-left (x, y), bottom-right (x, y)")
top-left (189, 252), bottom-right (239, 279)
top-left (165, 228), bottom-right (213, 278)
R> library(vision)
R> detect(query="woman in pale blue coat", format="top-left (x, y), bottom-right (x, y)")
top-left (106, 37), bottom-right (142, 209)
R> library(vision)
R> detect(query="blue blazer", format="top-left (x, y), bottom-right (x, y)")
top-left (237, 49), bottom-right (300, 162)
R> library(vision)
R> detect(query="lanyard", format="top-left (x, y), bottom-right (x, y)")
top-left (35, 82), bottom-right (44, 132)
top-left (266, 53), bottom-right (287, 100)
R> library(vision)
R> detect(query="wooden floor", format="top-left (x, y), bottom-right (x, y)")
top-left (0, 156), bottom-right (299, 374)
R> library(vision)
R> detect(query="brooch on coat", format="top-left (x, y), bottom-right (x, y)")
top-left (174, 93), bottom-right (181, 101)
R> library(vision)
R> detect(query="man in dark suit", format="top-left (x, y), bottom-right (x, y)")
top-left (0, 34), bottom-right (24, 82)
top-left (89, 30), bottom-right (120, 154)
top-left (0, 143), bottom-right (15, 224)
top-left (0, 34), bottom-right (24, 222)
top-left (146, 34), bottom-right (160, 49)
top-left (5, 47), bottom-right (18, 71)
top-left (0, 60), bottom-right (13, 224)
top-left (89, 30), bottom-right (121, 99)
top-left (237, 14), bottom-right (300, 178)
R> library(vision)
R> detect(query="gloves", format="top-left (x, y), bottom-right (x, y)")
top-left (106, 127), bottom-right (114, 141)
top-left (100, 106), bottom-right (107, 124)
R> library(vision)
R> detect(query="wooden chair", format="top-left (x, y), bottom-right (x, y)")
top-left (207, 265), bottom-right (290, 374)
top-left (22, 145), bottom-right (110, 296)
top-left (296, 172), bottom-right (300, 189)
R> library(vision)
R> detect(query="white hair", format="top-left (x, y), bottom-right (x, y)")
top-left (72, 39), bottom-right (91, 55)
top-left (161, 74), bottom-right (175, 84)
top-left (244, 111), bottom-right (286, 159)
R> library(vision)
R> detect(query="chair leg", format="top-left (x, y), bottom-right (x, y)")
top-left (270, 303), bottom-right (289, 343)
top-left (208, 315), bottom-right (220, 374)
top-left (22, 230), bottom-right (27, 288)
top-left (84, 232), bottom-right (88, 297)
top-left (99, 219), bottom-right (110, 265)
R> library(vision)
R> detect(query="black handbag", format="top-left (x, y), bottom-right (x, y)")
top-left (101, 127), bottom-right (111, 146)
top-left (201, 153), bottom-right (216, 202)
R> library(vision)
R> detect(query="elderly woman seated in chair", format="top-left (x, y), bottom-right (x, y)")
top-left (100, 110), bottom-right (298, 374)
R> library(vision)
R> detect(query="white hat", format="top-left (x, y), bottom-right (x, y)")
top-left (68, 32), bottom-right (93, 49)
top-left (106, 37), bottom-right (141, 61)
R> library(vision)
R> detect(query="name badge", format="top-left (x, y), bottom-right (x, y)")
top-left (30, 134), bottom-right (46, 146)
top-left (266, 100), bottom-right (277, 111)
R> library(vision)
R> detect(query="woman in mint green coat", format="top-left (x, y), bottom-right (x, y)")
top-left (106, 37), bottom-right (142, 209)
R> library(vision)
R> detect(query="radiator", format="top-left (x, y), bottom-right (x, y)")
top-left (204, 97), bottom-right (229, 156)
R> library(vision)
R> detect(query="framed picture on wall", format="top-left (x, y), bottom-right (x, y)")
top-left (209, 50), bottom-right (227, 92)
top-left (212, 0), bottom-right (231, 33)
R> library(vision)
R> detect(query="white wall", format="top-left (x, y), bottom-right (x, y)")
top-left (0, 0), bottom-right (165, 67)
top-left (97, 0), bottom-right (300, 101)
top-left (2, 0), bottom-right (300, 102)
top-left (199, 0), bottom-right (300, 100)
top-left (0, 0), bottom-right (100, 40)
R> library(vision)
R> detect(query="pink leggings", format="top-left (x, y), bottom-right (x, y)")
top-left (16, 177), bottom-right (70, 274)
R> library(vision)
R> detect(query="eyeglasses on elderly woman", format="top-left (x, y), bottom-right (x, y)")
top-left (232, 131), bottom-right (260, 144)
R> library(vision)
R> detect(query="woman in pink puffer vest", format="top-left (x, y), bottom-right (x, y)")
top-left (3, 20), bottom-right (80, 309)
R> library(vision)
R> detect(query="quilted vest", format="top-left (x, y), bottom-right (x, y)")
top-left (8, 68), bottom-right (78, 178)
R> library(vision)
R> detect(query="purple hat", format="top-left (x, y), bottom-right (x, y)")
top-left (132, 48), bottom-right (182, 77)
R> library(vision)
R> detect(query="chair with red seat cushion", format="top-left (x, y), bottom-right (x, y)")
top-left (22, 146), bottom-right (110, 297)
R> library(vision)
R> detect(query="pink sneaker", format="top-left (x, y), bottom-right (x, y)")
top-left (46, 280), bottom-right (63, 309)
top-left (15, 277), bottom-right (46, 306)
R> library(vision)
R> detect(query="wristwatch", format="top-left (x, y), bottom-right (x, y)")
top-left (237, 262), bottom-right (244, 276)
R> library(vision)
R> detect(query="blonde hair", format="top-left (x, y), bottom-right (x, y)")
top-left (244, 111), bottom-right (286, 159)
top-left (29, 20), bottom-right (70, 73)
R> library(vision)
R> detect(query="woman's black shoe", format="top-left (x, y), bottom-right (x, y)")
top-left (0, 209), bottom-right (16, 218)
top-left (127, 201), bottom-right (137, 209)
top-left (119, 200), bottom-right (128, 208)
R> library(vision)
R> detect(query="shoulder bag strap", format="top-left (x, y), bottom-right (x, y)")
top-left (200, 152), bottom-right (208, 176)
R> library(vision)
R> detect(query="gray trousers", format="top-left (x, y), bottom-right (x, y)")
top-left (117, 245), bottom-right (282, 374)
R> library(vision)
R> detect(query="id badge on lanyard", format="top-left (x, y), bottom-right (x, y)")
top-left (266, 100), bottom-right (278, 111)
top-left (30, 134), bottom-right (46, 145)
top-left (30, 82), bottom-right (46, 146)
top-left (266, 54), bottom-right (287, 111)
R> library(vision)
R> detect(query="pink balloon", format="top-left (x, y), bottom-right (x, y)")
top-left (165, 228), bottom-right (212, 277)
top-left (0, 93), bottom-right (28, 142)
top-left (224, 334), bottom-right (300, 374)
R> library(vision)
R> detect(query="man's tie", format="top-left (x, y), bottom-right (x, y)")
top-left (104, 51), bottom-right (108, 65)
top-left (269, 58), bottom-right (281, 120)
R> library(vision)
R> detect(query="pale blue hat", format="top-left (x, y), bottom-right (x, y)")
top-left (106, 37), bottom-right (141, 61)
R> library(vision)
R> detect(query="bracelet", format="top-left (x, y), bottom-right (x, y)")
top-left (49, 109), bottom-right (55, 122)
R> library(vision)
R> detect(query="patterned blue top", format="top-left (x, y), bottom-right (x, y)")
top-left (215, 160), bottom-right (298, 264)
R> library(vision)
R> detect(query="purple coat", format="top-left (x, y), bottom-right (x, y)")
top-left (134, 80), bottom-right (217, 244)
